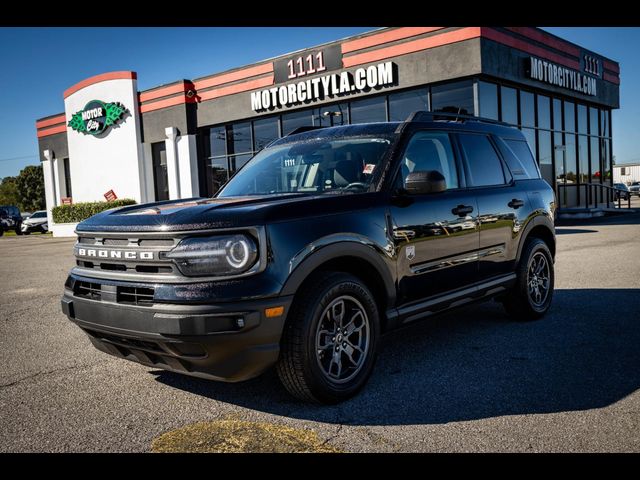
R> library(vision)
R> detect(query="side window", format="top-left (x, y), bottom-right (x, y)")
top-left (458, 133), bottom-right (506, 187)
top-left (399, 131), bottom-right (459, 190)
top-left (500, 139), bottom-right (540, 180)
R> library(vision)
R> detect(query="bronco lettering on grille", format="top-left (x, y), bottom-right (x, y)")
top-left (77, 248), bottom-right (154, 260)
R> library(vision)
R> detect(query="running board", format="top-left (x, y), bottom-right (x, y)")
top-left (387, 274), bottom-right (517, 326)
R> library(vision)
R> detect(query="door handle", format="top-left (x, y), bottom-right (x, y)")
top-left (508, 198), bottom-right (525, 209)
top-left (452, 204), bottom-right (474, 217)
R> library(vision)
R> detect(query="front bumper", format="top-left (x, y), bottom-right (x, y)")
top-left (21, 223), bottom-right (45, 232)
top-left (61, 283), bottom-right (292, 382)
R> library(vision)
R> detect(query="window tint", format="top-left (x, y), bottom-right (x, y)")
top-left (504, 139), bottom-right (540, 179)
top-left (399, 132), bottom-right (458, 190)
top-left (459, 134), bottom-right (506, 187)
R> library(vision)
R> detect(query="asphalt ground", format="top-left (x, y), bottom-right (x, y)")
top-left (1, 213), bottom-right (639, 452)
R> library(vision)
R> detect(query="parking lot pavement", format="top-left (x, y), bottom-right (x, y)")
top-left (1, 215), bottom-right (640, 452)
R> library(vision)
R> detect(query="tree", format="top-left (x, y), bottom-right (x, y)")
top-left (0, 176), bottom-right (20, 206)
top-left (16, 165), bottom-right (45, 212)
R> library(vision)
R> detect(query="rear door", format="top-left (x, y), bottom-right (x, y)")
top-left (456, 132), bottom-right (530, 280)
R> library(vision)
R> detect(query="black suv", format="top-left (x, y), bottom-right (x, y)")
top-left (61, 112), bottom-right (556, 404)
top-left (0, 205), bottom-right (23, 236)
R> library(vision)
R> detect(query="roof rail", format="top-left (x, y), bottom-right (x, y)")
top-left (286, 125), bottom-right (327, 136)
top-left (405, 110), bottom-right (510, 126)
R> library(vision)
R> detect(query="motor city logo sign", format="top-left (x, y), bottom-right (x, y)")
top-left (68, 100), bottom-right (128, 135)
top-left (528, 56), bottom-right (597, 97)
top-left (251, 62), bottom-right (396, 112)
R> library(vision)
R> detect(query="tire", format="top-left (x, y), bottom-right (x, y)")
top-left (15, 228), bottom-right (22, 235)
top-left (276, 271), bottom-right (380, 404)
top-left (502, 238), bottom-right (554, 321)
top-left (0, 229), bottom-right (3, 237)
top-left (23, 231), bottom-right (31, 235)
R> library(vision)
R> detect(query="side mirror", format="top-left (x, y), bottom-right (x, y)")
top-left (404, 170), bottom-right (447, 195)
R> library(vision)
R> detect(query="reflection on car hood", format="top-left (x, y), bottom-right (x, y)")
top-left (76, 193), bottom-right (382, 233)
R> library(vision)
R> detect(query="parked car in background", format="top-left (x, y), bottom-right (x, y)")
top-left (0, 205), bottom-right (23, 236)
top-left (628, 181), bottom-right (640, 197)
top-left (614, 183), bottom-right (631, 201)
top-left (20, 210), bottom-right (48, 234)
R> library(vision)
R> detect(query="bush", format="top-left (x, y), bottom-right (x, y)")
top-left (52, 199), bottom-right (136, 223)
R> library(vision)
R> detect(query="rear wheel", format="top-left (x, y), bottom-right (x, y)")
top-left (277, 271), bottom-right (380, 404)
top-left (502, 238), bottom-right (554, 321)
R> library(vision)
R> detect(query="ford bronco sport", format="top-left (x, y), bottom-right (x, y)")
top-left (62, 112), bottom-right (556, 404)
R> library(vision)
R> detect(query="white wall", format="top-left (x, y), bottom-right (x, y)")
top-left (614, 165), bottom-right (640, 184)
top-left (64, 76), bottom-right (144, 203)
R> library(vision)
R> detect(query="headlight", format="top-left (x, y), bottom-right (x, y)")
top-left (166, 234), bottom-right (258, 277)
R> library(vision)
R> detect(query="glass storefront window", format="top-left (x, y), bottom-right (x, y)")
top-left (537, 95), bottom-right (550, 130)
top-left (603, 139), bottom-right (612, 184)
top-left (282, 109), bottom-right (313, 135)
top-left (564, 101), bottom-right (575, 133)
top-left (520, 91), bottom-right (535, 127)
top-left (477, 81), bottom-right (498, 120)
top-left (253, 117), bottom-right (279, 151)
top-left (388, 89), bottom-right (428, 122)
top-left (589, 106), bottom-right (599, 136)
top-left (601, 109), bottom-right (610, 138)
top-left (500, 86), bottom-right (518, 125)
top-left (565, 134), bottom-right (577, 184)
top-left (315, 103), bottom-right (350, 126)
top-left (207, 157), bottom-right (228, 195)
top-left (350, 96), bottom-right (387, 124)
top-left (577, 104), bottom-right (587, 134)
top-left (578, 135), bottom-right (589, 183)
top-left (431, 80), bottom-right (474, 116)
top-left (229, 154), bottom-right (253, 175)
top-left (209, 126), bottom-right (226, 158)
top-left (538, 130), bottom-right (553, 186)
top-left (553, 98), bottom-right (562, 131)
top-left (522, 127), bottom-right (537, 161)
top-left (590, 136), bottom-right (601, 182)
top-left (227, 122), bottom-right (252, 154)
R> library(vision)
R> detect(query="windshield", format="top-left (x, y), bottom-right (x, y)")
top-left (217, 136), bottom-right (393, 197)
top-left (31, 211), bottom-right (46, 218)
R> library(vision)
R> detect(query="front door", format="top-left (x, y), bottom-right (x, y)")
top-left (389, 131), bottom-right (479, 305)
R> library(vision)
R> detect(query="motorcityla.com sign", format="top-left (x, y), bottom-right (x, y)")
top-left (251, 62), bottom-right (395, 112)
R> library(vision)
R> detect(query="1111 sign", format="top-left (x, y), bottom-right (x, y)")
top-left (287, 52), bottom-right (327, 79)
top-left (274, 44), bottom-right (343, 84)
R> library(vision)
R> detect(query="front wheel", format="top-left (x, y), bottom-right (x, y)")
top-left (277, 271), bottom-right (380, 404)
top-left (502, 238), bottom-right (554, 321)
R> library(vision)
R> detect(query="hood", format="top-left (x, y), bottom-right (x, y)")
top-left (76, 193), bottom-right (382, 233)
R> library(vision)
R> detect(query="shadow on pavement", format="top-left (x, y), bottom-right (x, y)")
top-left (556, 212), bottom-right (640, 227)
top-left (154, 288), bottom-right (640, 426)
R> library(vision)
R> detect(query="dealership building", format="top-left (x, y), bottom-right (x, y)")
top-left (35, 26), bottom-right (620, 236)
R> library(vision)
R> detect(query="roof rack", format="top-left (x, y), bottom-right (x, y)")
top-left (405, 110), bottom-right (510, 126)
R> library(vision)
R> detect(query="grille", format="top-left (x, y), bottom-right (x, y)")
top-left (75, 234), bottom-right (179, 278)
top-left (74, 281), bottom-right (102, 301)
top-left (117, 286), bottom-right (155, 306)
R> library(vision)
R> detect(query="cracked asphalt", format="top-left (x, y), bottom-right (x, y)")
top-left (1, 213), bottom-right (640, 452)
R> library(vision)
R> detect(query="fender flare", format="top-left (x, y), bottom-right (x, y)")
top-left (280, 240), bottom-right (397, 308)
top-left (516, 214), bottom-right (556, 263)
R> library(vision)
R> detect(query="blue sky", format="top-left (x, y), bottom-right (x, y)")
top-left (0, 27), bottom-right (638, 179)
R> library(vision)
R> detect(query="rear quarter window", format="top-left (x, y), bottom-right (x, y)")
top-left (496, 138), bottom-right (540, 180)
